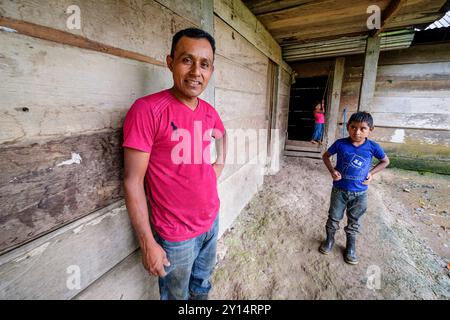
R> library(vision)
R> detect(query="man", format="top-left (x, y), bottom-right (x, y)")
top-left (122, 28), bottom-right (227, 300)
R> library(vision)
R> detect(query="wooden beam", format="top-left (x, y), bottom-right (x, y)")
top-left (373, 0), bottom-right (406, 37)
top-left (214, 0), bottom-right (282, 65)
top-left (326, 57), bottom-right (345, 147)
top-left (358, 36), bottom-right (381, 111)
top-left (0, 17), bottom-right (166, 67)
top-left (243, 0), bottom-right (316, 15)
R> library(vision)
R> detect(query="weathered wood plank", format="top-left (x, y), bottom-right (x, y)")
top-left (0, 201), bottom-right (138, 299)
top-left (359, 36), bottom-right (381, 111)
top-left (213, 0), bottom-right (282, 64)
top-left (279, 68), bottom-right (292, 87)
top-left (272, 16), bottom-right (372, 42)
top-left (243, 0), bottom-right (316, 15)
top-left (0, 130), bottom-right (124, 253)
top-left (371, 96), bottom-right (450, 114)
top-left (0, 16), bottom-right (165, 67)
top-left (326, 57), bottom-right (345, 147)
top-left (214, 55), bottom-right (267, 95)
top-left (379, 43), bottom-right (450, 65)
top-left (284, 150), bottom-right (322, 158)
top-left (220, 115), bottom-right (268, 181)
top-left (377, 62), bottom-right (450, 78)
top-left (371, 127), bottom-right (450, 146)
top-left (291, 60), bottom-right (334, 78)
top-left (280, 59), bottom-right (293, 75)
top-left (154, 0), bottom-right (207, 27)
top-left (0, 32), bottom-right (172, 145)
top-left (372, 112), bottom-right (450, 130)
top-left (375, 80), bottom-right (450, 93)
top-left (218, 154), bottom-right (265, 238)
top-left (214, 16), bottom-right (269, 76)
top-left (0, 0), bottom-right (196, 63)
top-left (74, 250), bottom-right (159, 300)
top-left (257, 0), bottom-right (387, 26)
top-left (373, 0), bottom-right (407, 36)
top-left (214, 88), bottom-right (267, 122)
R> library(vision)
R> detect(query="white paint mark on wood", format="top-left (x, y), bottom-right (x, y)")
top-left (390, 129), bottom-right (405, 143)
top-left (57, 153), bottom-right (82, 167)
top-left (0, 26), bottom-right (17, 33)
top-left (86, 208), bottom-right (122, 227)
top-left (73, 225), bottom-right (84, 234)
top-left (13, 242), bottom-right (50, 263)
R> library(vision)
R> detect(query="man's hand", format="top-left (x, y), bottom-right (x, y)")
top-left (212, 163), bottom-right (224, 179)
top-left (141, 242), bottom-right (171, 277)
top-left (331, 169), bottom-right (342, 181)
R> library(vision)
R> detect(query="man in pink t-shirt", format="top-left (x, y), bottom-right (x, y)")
top-left (123, 28), bottom-right (227, 300)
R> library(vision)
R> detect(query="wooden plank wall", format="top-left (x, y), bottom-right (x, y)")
top-left (0, 0), bottom-right (291, 299)
top-left (339, 42), bottom-right (449, 172)
top-left (0, 0), bottom-right (201, 299)
top-left (275, 64), bottom-right (293, 163)
top-left (213, 14), bottom-right (269, 232)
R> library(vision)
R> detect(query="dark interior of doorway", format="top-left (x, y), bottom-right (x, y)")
top-left (288, 76), bottom-right (328, 142)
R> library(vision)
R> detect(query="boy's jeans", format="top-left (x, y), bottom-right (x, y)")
top-left (155, 216), bottom-right (219, 300)
top-left (326, 187), bottom-right (368, 235)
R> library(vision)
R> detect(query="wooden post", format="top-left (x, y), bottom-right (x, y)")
top-left (326, 57), bottom-right (345, 147)
top-left (359, 36), bottom-right (381, 111)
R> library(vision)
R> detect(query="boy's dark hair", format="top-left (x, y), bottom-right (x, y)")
top-left (170, 28), bottom-right (216, 58)
top-left (348, 111), bottom-right (374, 128)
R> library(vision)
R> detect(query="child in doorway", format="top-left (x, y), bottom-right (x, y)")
top-left (319, 112), bottom-right (390, 265)
top-left (311, 101), bottom-right (325, 144)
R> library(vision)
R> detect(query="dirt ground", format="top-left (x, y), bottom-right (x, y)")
top-left (210, 157), bottom-right (450, 299)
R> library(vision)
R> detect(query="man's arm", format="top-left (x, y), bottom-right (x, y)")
top-left (212, 130), bottom-right (227, 179)
top-left (123, 148), bottom-right (170, 277)
top-left (322, 151), bottom-right (342, 181)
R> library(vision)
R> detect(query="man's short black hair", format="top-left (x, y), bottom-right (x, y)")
top-left (348, 111), bottom-right (374, 128)
top-left (170, 28), bottom-right (216, 58)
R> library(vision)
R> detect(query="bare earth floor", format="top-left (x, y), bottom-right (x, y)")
top-left (210, 157), bottom-right (450, 299)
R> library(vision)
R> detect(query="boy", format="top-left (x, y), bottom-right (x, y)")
top-left (319, 112), bottom-right (389, 264)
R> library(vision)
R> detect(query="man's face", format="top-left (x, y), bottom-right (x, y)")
top-left (346, 121), bottom-right (373, 144)
top-left (166, 36), bottom-right (214, 100)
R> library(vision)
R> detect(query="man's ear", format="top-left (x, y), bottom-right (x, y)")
top-left (370, 126), bottom-right (375, 132)
top-left (166, 55), bottom-right (173, 71)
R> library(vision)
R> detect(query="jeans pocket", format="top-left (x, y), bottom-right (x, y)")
top-left (160, 238), bottom-right (196, 269)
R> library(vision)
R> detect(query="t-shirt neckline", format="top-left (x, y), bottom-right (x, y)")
top-left (347, 137), bottom-right (368, 148)
top-left (167, 89), bottom-right (201, 113)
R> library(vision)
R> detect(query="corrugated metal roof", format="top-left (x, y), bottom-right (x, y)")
top-left (426, 11), bottom-right (450, 29)
top-left (282, 30), bottom-right (415, 62)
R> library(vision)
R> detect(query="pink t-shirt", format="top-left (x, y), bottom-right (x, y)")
top-left (314, 112), bottom-right (325, 124)
top-left (122, 89), bottom-right (225, 241)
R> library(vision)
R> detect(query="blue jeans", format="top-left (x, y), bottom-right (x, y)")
top-left (154, 216), bottom-right (219, 300)
top-left (312, 123), bottom-right (324, 141)
top-left (326, 187), bottom-right (368, 236)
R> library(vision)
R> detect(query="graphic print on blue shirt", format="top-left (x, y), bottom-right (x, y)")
top-left (341, 153), bottom-right (369, 181)
top-left (328, 138), bottom-right (386, 192)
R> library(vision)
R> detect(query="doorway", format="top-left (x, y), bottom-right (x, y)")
top-left (287, 76), bottom-right (329, 143)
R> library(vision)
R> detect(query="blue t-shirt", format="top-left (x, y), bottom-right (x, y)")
top-left (327, 137), bottom-right (386, 192)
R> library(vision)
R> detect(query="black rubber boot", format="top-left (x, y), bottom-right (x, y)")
top-left (344, 234), bottom-right (358, 265)
top-left (319, 229), bottom-right (335, 255)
